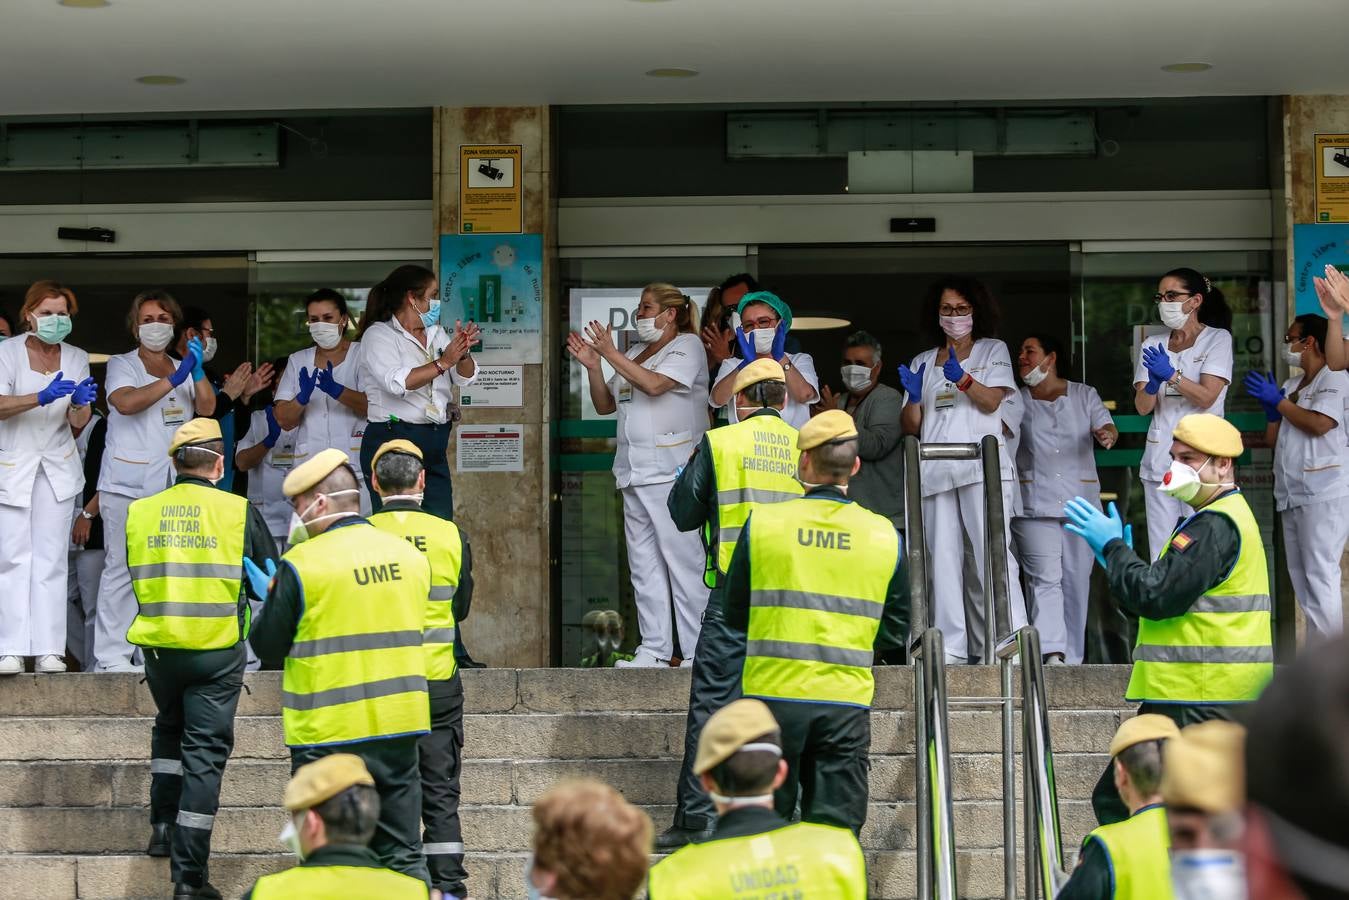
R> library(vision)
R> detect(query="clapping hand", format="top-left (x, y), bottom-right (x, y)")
top-left (1092, 426), bottom-right (1116, 449)
top-left (262, 405), bottom-right (282, 449)
top-left (187, 337), bottom-right (206, 382)
top-left (315, 362), bottom-right (344, 400)
top-left (701, 322), bottom-right (734, 365)
top-left (245, 362), bottom-right (275, 403)
top-left (295, 366), bottom-right (318, 405)
top-left (733, 326), bottom-right (755, 368)
top-left (583, 320), bottom-right (617, 358)
top-left (439, 320), bottom-right (481, 369)
top-left (243, 557), bottom-right (278, 600)
top-left (170, 340), bottom-right (202, 388)
top-left (770, 322), bottom-right (787, 362)
top-left (1063, 498), bottom-right (1127, 567)
top-left (222, 363), bottom-right (253, 402)
top-left (1243, 371), bottom-right (1285, 422)
top-left (69, 377), bottom-right (98, 407)
top-left (941, 347), bottom-right (965, 384)
top-left (897, 363), bottom-right (926, 405)
top-left (1323, 265), bottom-right (1349, 315)
top-left (1141, 345), bottom-right (1176, 387)
top-left (37, 371), bottom-right (76, 406)
top-left (566, 331), bottom-right (601, 371)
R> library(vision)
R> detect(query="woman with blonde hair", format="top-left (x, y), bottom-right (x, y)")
top-left (528, 779), bottom-right (653, 900)
top-left (567, 283), bottom-right (710, 667)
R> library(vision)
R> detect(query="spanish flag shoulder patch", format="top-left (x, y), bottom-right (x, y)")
top-left (1170, 531), bottom-right (1195, 553)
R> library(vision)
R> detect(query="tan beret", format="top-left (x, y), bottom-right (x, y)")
top-left (694, 699), bottom-right (781, 776)
top-left (1173, 413), bottom-right (1244, 459)
top-left (1109, 713), bottom-right (1180, 758)
top-left (282, 753), bottom-right (375, 812)
top-left (167, 418), bottom-right (222, 456)
top-left (282, 448), bottom-right (352, 498)
top-left (798, 409), bottom-right (859, 451)
top-left (731, 358), bottom-right (787, 396)
top-left (371, 438), bottom-right (423, 471)
top-left (1162, 720), bottom-right (1246, 813)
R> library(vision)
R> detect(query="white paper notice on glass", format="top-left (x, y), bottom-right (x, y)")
top-left (456, 424), bottom-right (524, 473)
top-left (459, 365), bottom-right (523, 408)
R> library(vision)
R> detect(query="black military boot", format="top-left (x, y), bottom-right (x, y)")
top-left (146, 822), bottom-right (173, 857)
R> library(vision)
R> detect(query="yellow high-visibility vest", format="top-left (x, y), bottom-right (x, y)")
top-left (1083, 804), bottom-right (1174, 900)
top-left (280, 522), bottom-right (431, 747)
top-left (251, 863), bottom-right (429, 899)
top-left (649, 821), bottom-right (867, 899)
top-left (126, 481), bottom-right (247, 650)
top-left (369, 507), bottom-right (464, 682)
top-left (742, 496), bottom-right (898, 707)
top-left (1127, 491), bottom-right (1273, 704)
top-left (705, 413), bottom-right (803, 586)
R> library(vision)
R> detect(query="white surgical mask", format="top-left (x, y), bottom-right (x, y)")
top-left (524, 854), bottom-right (556, 900)
top-left (201, 336), bottom-right (218, 363)
top-left (939, 314), bottom-right (974, 340)
top-left (752, 327), bottom-right (776, 355)
top-left (278, 815), bottom-right (306, 860)
top-left (1170, 849), bottom-right (1245, 900)
top-left (841, 364), bottom-right (873, 393)
top-left (287, 489), bottom-right (361, 545)
top-left (139, 322), bottom-right (175, 352)
top-left (1021, 362), bottom-right (1049, 387)
top-left (1283, 341), bottom-right (1305, 370)
top-left (309, 321), bottom-right (343, 350)
top-left (1159, 300), bottom-right (1190, 330)
top-left (634, 315), bottom-right (664, 343)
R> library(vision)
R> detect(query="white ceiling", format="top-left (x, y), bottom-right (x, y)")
top-left (1, 0), bottom-right (1345, 116)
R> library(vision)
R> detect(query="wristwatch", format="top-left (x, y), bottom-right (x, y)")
top-left (79, 510), bottom-right (96, 521)
top-left (781, 359), bottom-right (793, 371)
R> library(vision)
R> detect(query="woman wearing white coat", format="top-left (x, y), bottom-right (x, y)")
top-left (0, 281), bottom-right (97, 674)
top-left (899, 276), bottom-right (1028, 664)
top-left (1010, 334), bottom-right (1117, 664)
top-left (94, 289), bottom-right (215, 672)
top-left (567, 283), bottom-right (710, 667)
top-left (1133, 267), bottom-right (1233, 560)
top-left (1245, 313), bottom-right (1349, 638)
top-left (274, 289), bottom-right (371, 513)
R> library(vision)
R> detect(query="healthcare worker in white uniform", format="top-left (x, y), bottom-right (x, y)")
top-left (0, 281), bottom-right (97, 674)
top-left (899, 276), bottom-right (1028, 663)
top-left (567, 283), bottom-right (710, 667)
top-left (1011, 333), bottom-right (1117, 664)
top-left (94, 289), bottom-right (216, 672)
top-left (1133, 267), bottom-right (1233, 561)
top-left (707, 291), bottom-right (820, 430)
top-left (1245, 313), bottom-right (1349, 638)
top-left (274, 289), bottom-right (371, 514)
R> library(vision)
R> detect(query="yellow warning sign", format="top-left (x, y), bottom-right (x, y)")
top-left (460, 144), bottom-right (523, 234)
top-left (1315, 134), bottom-right (1349, 223)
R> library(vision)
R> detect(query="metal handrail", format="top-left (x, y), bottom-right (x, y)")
top-left (997, 626), bottom-right (1069, 899)
top-left (912, 627), bottom-right (958, 900)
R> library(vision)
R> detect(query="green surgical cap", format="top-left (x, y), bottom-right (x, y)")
top-left (737, 291), bottom-right (793, 332)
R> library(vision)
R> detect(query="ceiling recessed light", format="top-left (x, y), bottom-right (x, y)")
top-left (1161, 62), bottom-right (1212, 73)
top-left (646, 68), bottom-right (698, 79)
top-left (59, 0), bottom-right (111, 7)
top-left (136, 75), bottom-right (186, 86)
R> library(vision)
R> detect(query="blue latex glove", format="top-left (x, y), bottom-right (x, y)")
top-left (169, 343), bottom-right (200, 388)
top-left (316, 361), bottom-right (344, 400)
top-left (295, 366), bottom-right (318, 405)
top-left (1063, 498), bottom-right (1127, 568)
top-left (941, 347), bottom-right (965, 384)
top-left (770, 322), bottom-right (787, 362)
top-left (1141, 345), bottom-right (1176, 384)
top-left (897, 363), bottom-right (926, 405)
top-left (262, 405), bottom-right (282, 449)
top-left (243, 557), bottom-right (278, 600)
top-left (188, 337), bottom-right (206, 382)
top-left (733, 326), bottom-right (755, 369)
top-left (1243, 371), bottom-right (1285, 422)
top-left (69, 377), bottom-right (98, 407)
top-left (36, 371), bottom-right (76, 406)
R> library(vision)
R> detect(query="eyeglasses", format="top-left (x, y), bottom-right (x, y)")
top-left (938, 306), bottom-right (973, 316)
top-left (1284, 335), bottom-right (1305, 346)
top-left (742, 315), bottom-right (779, 329)
top-left (1152, 291), bottom-right (1196, 303)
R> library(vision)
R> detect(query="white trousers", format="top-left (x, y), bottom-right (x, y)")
top-left (1012, 517), bottom-right (1094, 662)
top-left (925, 480), bottom-right (1028, 662)
top-left (93, 492), bottom-right (139, 671)
top-left (1143, 481), bottom-right (1191, 562)
top-left (0, 470), bottom-right (75, 657)
top-left (621, 481), bottom-right (710, 662)
top-left (1282, 499), bottom-right (1349, 639)
top-left (66, 548), bottom-right (104, 669)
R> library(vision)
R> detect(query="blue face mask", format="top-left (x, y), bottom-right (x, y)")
top-left (420, 297), bottom-right (442, 329)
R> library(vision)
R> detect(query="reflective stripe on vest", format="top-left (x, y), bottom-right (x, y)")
top-left (743, 497), bottom-right (898, 707)
top-left (369, 508), bottom-right (465, 682)
top-left (1126, 491), bottom-right (1274, 704)
top-left (126, 482), bottom-right (247, 651)
top-left (281, 524), bottom-right (431, 747)
top-left (251, 864), bottom-right (430, 900)
top-left (1084, 805), bottom-right (1174, 900)
top-left (648, 821), bottom-right (867, 900)
top-left (706, 414), bottom-right (803, 585)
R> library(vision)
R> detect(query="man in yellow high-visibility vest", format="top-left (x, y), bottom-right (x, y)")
top-left (247, 448), bottom-right (433, 884)
top-left (722, 410), bottom-right (909, 832)
top-left (1064, 413), bottom-right (1273, 827)
top-left (127, 418), bottom-right (279, 900)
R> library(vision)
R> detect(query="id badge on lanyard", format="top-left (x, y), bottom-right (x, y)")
top-left (161, 401), bottom-right (186, 427)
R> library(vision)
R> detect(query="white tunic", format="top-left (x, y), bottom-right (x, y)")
top-left (712, 352), bottom-right (820, 430)
top-left (1134, 327), bottom-right (1232, 481)
top-left (98, 349), bottom-right (198, 500)
top-left (910, 338), bottom-right (1017, 497)
top-left (359, 319), bottom-right (479, 424)
top-left (611, 333), bottom-right (709, 489)
top-left (237, 409), bottom-right (299, 538)
top-left (275, 342), bottom-right (367, 475)
top-left (0, 337), bottom-right (90, 506)
top-left (1016, 382), bottom-right (1114, 517)
top-left (1275, 367), bottom-right (1349, 511)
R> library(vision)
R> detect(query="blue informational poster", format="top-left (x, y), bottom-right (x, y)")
top-left (1292, 223), bottom-right (1349, 317)
top-left (438, 233), bottom-right (544, 364)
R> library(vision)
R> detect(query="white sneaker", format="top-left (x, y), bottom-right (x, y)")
top-left (614, 648), bottom-right (670, 668)
top-left (0, 656), bottom-right (21, 675)
top-left (34, 655), bottom-right (66, 674)
top-left (678, 658), bottom-right (694, 668)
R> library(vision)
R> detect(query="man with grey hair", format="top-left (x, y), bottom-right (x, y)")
top-left (820, 330), bottom-right (904, 528)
